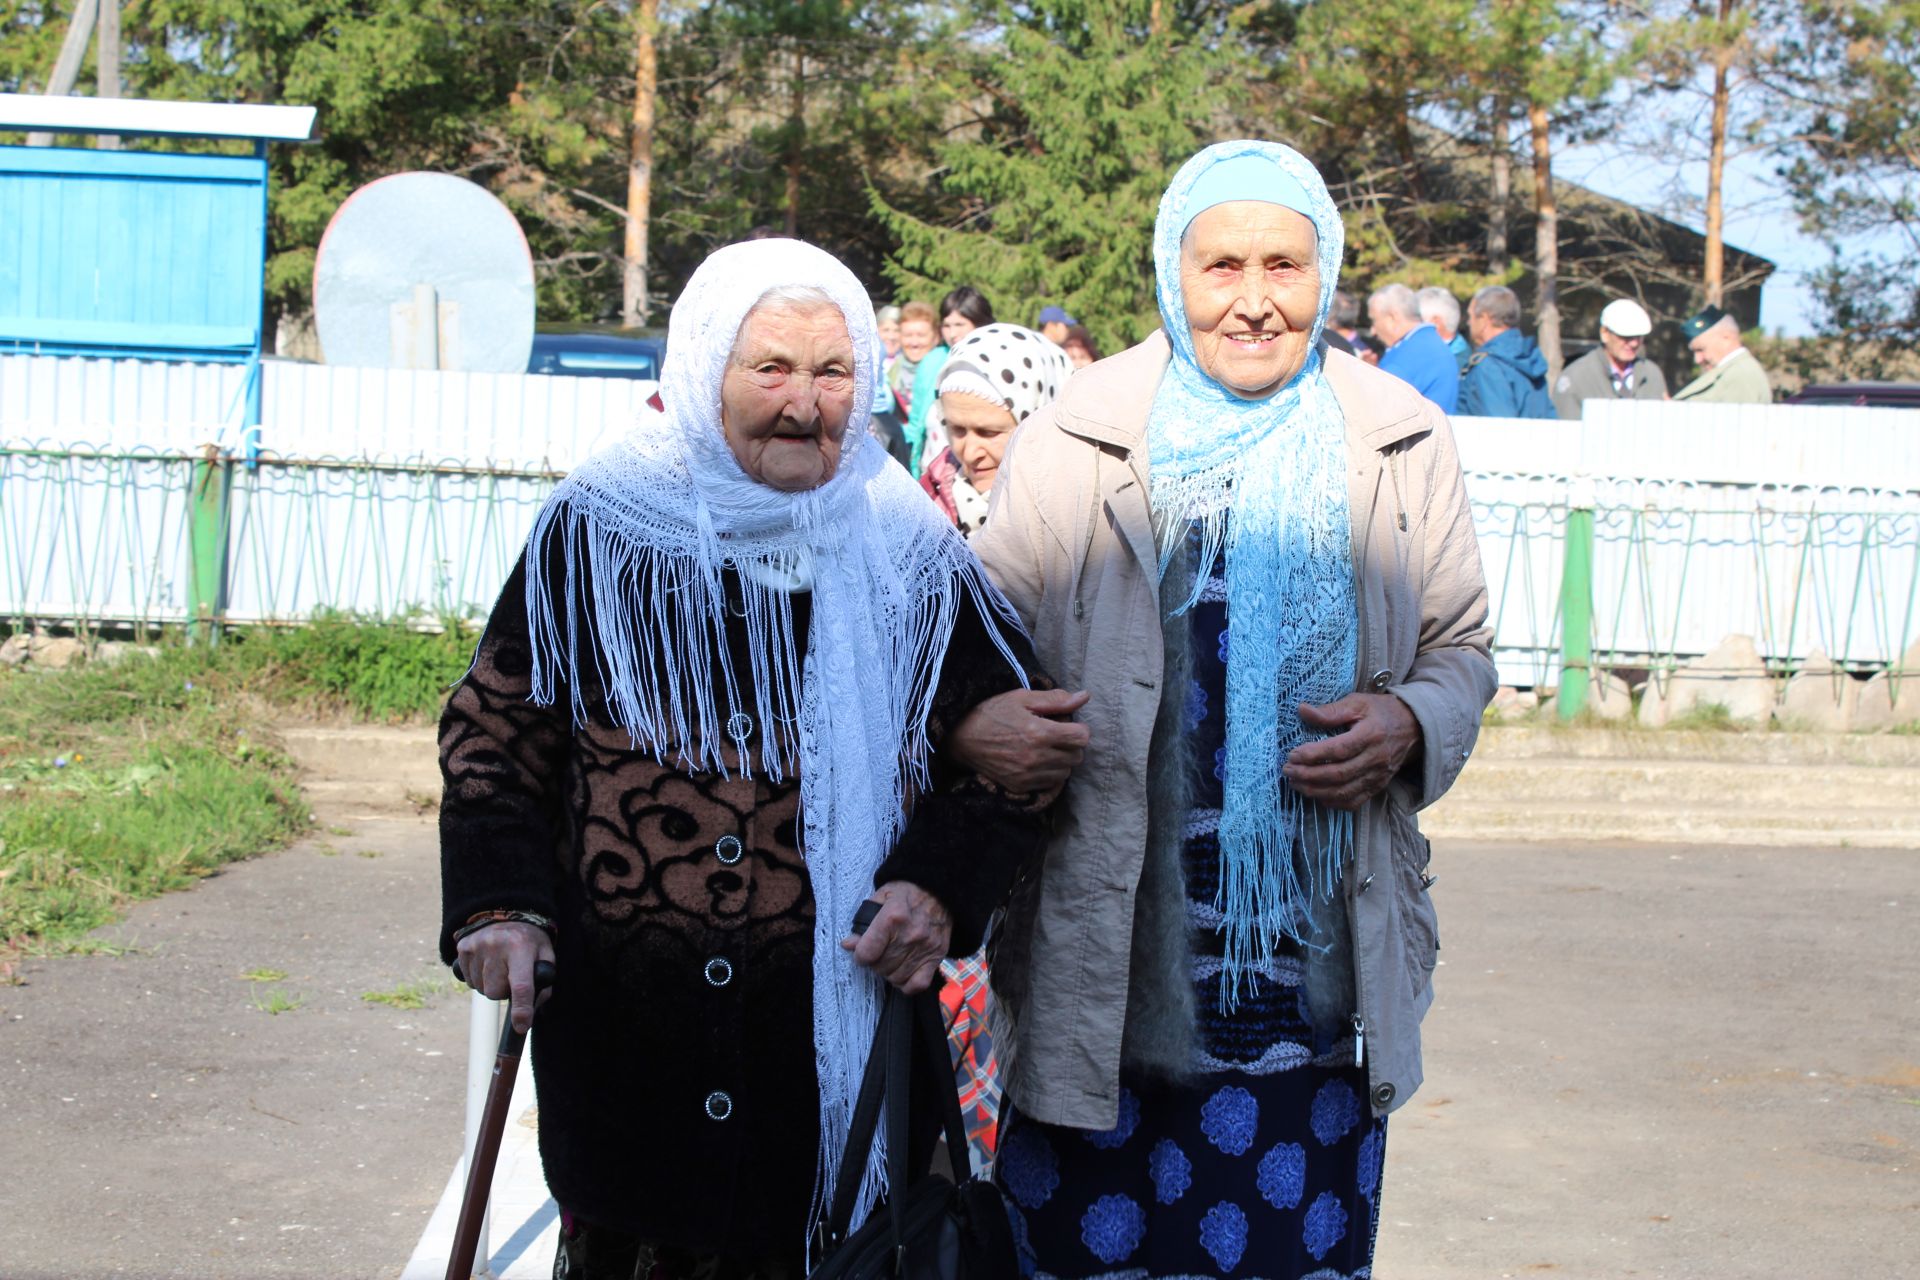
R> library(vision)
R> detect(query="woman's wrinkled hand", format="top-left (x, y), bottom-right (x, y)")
top-left (841, 881), bottom-right (951, 994)
top-left (1282, 693), bottom-right (1420, 811)
top-left (947, 687), bottom-right (1091, 795)
top-left (454, 921), bottom-right (555, 1033)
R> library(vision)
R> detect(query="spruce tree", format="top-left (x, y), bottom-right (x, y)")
top-left (869, 1), bottom-right (1226, 355)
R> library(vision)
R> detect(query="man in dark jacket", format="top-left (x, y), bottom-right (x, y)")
top-left (1459, 285), bottom-right (1556, 418)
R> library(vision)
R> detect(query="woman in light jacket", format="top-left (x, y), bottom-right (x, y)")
top-left (950, 141), bottom-right (1497, 1276)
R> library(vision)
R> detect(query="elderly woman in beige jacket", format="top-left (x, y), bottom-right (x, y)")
top-left (949, 142), bottom-right (1497, 1276)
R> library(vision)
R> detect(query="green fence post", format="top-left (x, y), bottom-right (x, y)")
top-left (1558, 478), bottom-right (1595, 720)
top-left (188, 447), bottom-right (232, 642)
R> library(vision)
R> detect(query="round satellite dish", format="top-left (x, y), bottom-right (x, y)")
top-left (313, 172), bottom-right (535, 373)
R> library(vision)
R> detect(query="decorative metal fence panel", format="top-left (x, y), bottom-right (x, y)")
top-left (0, 445), bottom-right (196, 628)
top-left (2, 354), bottom-right (646, 628)
top-left (1463, 471), bottom-right (1920, 689)
top-left (223, 460), bottom-right (557, 624)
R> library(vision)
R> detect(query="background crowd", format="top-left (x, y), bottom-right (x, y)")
top-left (875, 277), bottom-right (1777, 496)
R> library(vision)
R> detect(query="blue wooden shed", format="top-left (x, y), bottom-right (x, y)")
top-left (0, 93), bottom-right (317, 366)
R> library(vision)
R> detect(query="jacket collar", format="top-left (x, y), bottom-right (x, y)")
top-left (1054, 331), bottom-right (1430, 461)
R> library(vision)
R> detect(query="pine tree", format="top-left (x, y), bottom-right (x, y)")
top-left (1780, 0), bottom-right (1920, 350)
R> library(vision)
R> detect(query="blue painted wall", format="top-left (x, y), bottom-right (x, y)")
top-left (0, 145), bottom-right (267, 362)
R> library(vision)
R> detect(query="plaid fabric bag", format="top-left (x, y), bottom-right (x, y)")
top-left (937, 953), bottom-right (1000, 1168)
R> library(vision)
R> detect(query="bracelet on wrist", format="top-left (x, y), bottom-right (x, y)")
top-left (453, 909), bottom-right (556, 944)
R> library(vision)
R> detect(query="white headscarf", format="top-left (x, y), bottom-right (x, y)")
top-left (520, 238), bottom-right (1026, 1237)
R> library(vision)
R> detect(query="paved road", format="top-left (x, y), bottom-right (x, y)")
top-left (1373, 841), bottom-right (1920, 1278)
top-left (2, 762), bottom-right (1916, 1278)
top-left (0, 766), bottom-right (461, 1280)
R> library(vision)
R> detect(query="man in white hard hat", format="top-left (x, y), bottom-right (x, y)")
top-left (1551, 298), bottom-right (1670, 419)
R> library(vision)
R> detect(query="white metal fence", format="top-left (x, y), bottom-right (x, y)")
top-left (1453, 403), bottom-right (1920, 686)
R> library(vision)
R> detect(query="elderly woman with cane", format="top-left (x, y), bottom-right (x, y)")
top-left (953, 141), bottom-right (1497, 1276)
top-left (438, 238), bottom-right (1048, 1279)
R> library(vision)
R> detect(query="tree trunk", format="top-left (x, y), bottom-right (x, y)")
top-left (1150, 0), bottom-right (1164, 35)
top-left (784, 47), bottom-right (805, 238)
top-left (1703, 0), bottom-right (1736, 307)
top-left (622, 0), bottom-right (657, 330)
top-left (96, 0), bottom-right (120, 150)
top-left (1528, 101), bottom-right (1562, 379)
top-left (1393, 101), bottom-right (1428, 202)
top-left (25, 0), bottom-right (100, 146)
top-left (1489, 101), bottom-right (1511, 275)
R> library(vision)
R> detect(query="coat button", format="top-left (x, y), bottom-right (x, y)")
top-left (1373, 1083), bottom-right (1396, 1107)
top-left (1370, 669), bottom-right (1393, 693)
top-left (705, 1090), bottom-right (733, 1121)
top-left (1358, 874), bottom-right (1375, 894)
top-left (704, 957), bottom-right (734, 987)
top-left (714, 835), bottom-right (743, 865)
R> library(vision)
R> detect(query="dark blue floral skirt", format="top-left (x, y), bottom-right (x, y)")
top-left (995, 1063), bottom-right (1385, 1279)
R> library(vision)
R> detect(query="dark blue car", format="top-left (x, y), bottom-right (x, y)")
top-left (527, 330), bottom-right (665, 381)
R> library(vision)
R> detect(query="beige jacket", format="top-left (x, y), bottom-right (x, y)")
top-left (1674, 346), bottom-right (1773, 404)
top-left (972, 333), bottom-right (1497, 1129)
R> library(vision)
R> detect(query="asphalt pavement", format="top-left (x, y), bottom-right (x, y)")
top-left (1373, 840), bottom-right (1920, 1278)
top-left (1, 727), bottom-right (1915, 1278)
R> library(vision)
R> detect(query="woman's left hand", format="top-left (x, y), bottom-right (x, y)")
top-left (1282, 693), bottom-right (1420, 810)
top-left (841, 880), bottom-right (951, 994)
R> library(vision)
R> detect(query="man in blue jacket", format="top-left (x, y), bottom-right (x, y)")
top-left (1368, 282), bottom-right (1460, 412)
top-left (1459, 285), bottom-right (1556, 419)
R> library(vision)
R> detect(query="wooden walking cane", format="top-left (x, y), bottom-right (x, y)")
top-left (445, 958), bottom-right (555, 1280)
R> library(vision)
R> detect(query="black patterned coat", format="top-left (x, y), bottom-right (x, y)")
top-left (438, 543), bottom-right (1045, 1260)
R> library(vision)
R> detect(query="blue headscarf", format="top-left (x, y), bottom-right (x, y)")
top-left (1146, 140), bottom-right (1358, 1004)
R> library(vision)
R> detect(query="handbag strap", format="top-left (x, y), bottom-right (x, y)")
top-left (912, 986), bottom-right (978, 1184)
top-left (819, 983), bottom-right (990, 1251)
top-left (823, 990), bottom-right (903, 1245)
top-left (882, 989), bottom-right (912, 1266)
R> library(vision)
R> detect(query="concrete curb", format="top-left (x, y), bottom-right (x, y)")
top-left (1470, 724), bottom-right (1920, 766)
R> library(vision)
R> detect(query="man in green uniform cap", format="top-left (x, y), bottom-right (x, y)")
top-left (1674, 304), bottom-right (1772, 403)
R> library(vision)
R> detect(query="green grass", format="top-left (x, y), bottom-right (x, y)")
top-left (1661, 701), bottom-right (1742, 732)
top-left (0, 617), bottom-right (474, 958)
top-left (235, 615), bottom-right (475, 722)
top-left (360, 975), bottom-right (460, 1010)
top-left (1890, 720), bottom-right (1920, 737)
top-left (240, 968), bottom-right (289, 982)
top-left (0, 743), bottom-right (309, 946)
top-left (251, 987), bottom-right (303, 1015)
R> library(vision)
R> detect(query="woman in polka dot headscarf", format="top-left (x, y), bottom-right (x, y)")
top-left (921, 322), bottom-right (1072, 537)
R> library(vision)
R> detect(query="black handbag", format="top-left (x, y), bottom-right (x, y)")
top-left (810, 986), bottom-right (1019, 1279)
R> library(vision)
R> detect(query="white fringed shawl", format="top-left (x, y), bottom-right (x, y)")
top-left (519, 239), bottom-right (1026, 1240)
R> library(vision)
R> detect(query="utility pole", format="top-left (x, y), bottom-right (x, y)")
top-left (97, 0), bottom-right (121, 150)
top-left (26, 0), bottom-right (101, 146)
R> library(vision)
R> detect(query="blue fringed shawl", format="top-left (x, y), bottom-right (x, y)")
top-left (1146, 141), bottom-right (1358, 1004)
